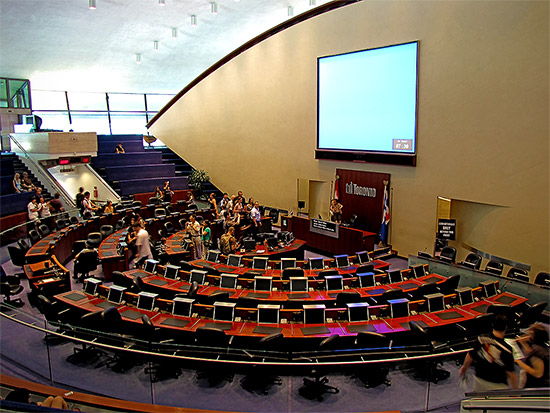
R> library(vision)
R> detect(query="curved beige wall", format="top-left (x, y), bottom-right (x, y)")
top-left (150, 1), bottom-right (549, 275)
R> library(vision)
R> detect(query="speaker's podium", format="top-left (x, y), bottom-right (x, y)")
top-left (281, 216), bottom-right (376, 255)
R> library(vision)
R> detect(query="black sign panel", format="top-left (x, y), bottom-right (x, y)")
top-left (310, 218), bottom-right (339, 239)
top-left (438, 219), bottom-right (456, 241)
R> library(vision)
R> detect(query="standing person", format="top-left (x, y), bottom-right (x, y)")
top-left (82, 191), bottom-right (100, 215)
top-left (163, 181), bottom-right (174, 203)
top-left (209, 193), bottom-right (219, 218)
top-left (12, 173), bottom-right (22, 193)
top-left (201, 220), bottom-right (212, 259)
top-left (75, 187), bottom-right (85, 213)
top-left (250, 201), bottom-right (262, 237)
top-left (186, 215), bottom-right (202, 260)
top-left (459, 315), bottom-right (518, 391)
top-left (329, 198), bottom-right (343, 223)
top-left (154, 186), bottom-right (163, 202)
top-left (27, 197), bottom-right (41, 223)
top-left (219, 193), bottom-right (229, 211)
top-left (49, 193), bottom-right (65, 213)
top-left (515, 323), bottom-right (549, 388)
top-left (134, 222), bottom-right (152, 263)
top-left (220, 226), bottom-right (239, 255)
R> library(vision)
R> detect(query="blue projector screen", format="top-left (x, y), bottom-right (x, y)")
top-left (316, 41), bottom-right (418, 166)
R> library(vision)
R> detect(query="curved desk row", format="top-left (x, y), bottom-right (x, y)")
top-left (54, 287), bottom-right (527, 340)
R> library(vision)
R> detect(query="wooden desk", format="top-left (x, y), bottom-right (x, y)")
top-left (98, 229), bottom-right (130, 282)
top-left (24, 256), bottom-right (70, 297)
top-left (282, 216), bottom-right (376, 255)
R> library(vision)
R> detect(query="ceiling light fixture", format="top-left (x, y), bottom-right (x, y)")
top-left (158, 0), bottom-right (166, 6)
top-left (191, 15), bottom-right (197, 26)
top-left (136, 53), bottom-right (142, 64)
top-left (171, 28), bottom-right (178, 38)
top-left (89, 0), bottom-right (96, 10)
top-left (288, 6), bottom-right (294, 16)
top-left (211, 2), bottom-right (218, 14)
top-left (153, 40), bottom-right (159, 51)
top-left (309, 0), bottom-right (317, 5)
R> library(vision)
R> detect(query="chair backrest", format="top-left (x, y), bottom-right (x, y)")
top-left (7, 246), bottom-right (25, 267)
top-left (462, 253), bottom-right (482, 270)
top-left (76, 250), bottom-right (99, 271)
top-left (179, 218), bottom-right (187, 230)
top-left (164, 221), bottom-right (175, 233)
top-left (485, 260), bottom-right (503, 275)
top-left (70, 216), bottom-right (79, 225)
top-left (439, 274), bottom-right (460, 295)
top-left (269, 208), bottom-right (279, 224)
top-left (439, 246), bottom-right (456, 262)
top-left (155, 208), bottom-right (166, 218)
top-left (282, 267), bottom-right (304, 280)
top-left (132, 200), bottom-right (142, 208)
top-left (534, 272), bottom-right (549, 287)
top-left (56, 219), bottom-right (68, 230)
top-left (28, 229), bottom-right (42, 244)
top-left (37, 224), bottom-right (50, 237)
top-left (87, 232), bottom-right (102, 248)
top-left (17, 239), bottom-right (30, 252)
top-left (507, 267), bottom-right (529, 282)
top-left (100, 225), bottom-right (114, 239)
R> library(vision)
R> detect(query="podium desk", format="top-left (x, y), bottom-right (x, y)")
top-left (24, 255), bottom-right (70, 297)
top-left (282, 216), bottom-right (376, 255)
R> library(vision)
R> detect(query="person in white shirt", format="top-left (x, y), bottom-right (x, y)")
top-left (39, 197), bottom-right (51, 218)
top-left (251, 201), bottom-right (262, 236)
top-left (28, 198), bottom-right (41, 221)
top-left (134, 222), bottom-right (152, 263)
top-left (82, 191), bottom-right (100, 215)
top-left (186, 215), bottom-right (203, 260)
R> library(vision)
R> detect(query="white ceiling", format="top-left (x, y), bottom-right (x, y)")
top-left (0, 0), bottom-right (331, 95)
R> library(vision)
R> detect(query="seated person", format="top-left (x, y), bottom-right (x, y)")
top-left (12, 173), bottom-right (22, 193)
top-left (115, 142), bottom-right (125, 153)
top-left (103, 200), bottom-right (114, 214)
top-left (20, 172), bottom-right (35, 192)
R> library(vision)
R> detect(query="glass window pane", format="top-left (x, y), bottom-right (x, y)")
top-left (108, 93), bottom-right (145, 112)
top-left (110, 112), bottom-right (147, 135)
top-left (0, 79), bottom-right (8, 107)
top-left (146, 94), bottom-right (173, 111)
top-left (9, 80), bottom-right (30, 109)
top-left (32, 111), bottom-right (71, 132)
top-left (70, 112), bottom-right (110, 134)
top-left (68, 92), bottom-right (107, 111)
top-left (32, 90), bottom-right (67, 111)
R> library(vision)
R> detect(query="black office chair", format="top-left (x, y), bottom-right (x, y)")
top-left (506, 267), bottom-right (529, 282)
top-left (155, 208), bottom-right (167, 218)
top-left (240, 333), bottom-right (284, 394)
top-left (299, 335), bottom-right (340, 401)
top-left (28, 229), bottom-right (42, 244)
top-left (486, 304), bottom-right (518, 327)
top-left (316, 269), bottom-right (338, 280)
top-left (0, 281), bottom-right (24, 306)
top-left (164, 221), bottom-right (176, 235)
top-left (70, 216), bottom-right (80, 225)
top-left (517, 302), bottom-right (548, 328)
top-left (194, 327), bottom-right (233, 385)
top-left (178, 218), bottom-right (187, 230)
top-left (132, 200), bottom-right (142, 210)
top-left (484, 260), bottom-right (503, 275)
top-left (73, 249), bottom-right (99, 282)
top-left (353, 331), bottom-right (392, 387)
top-left (71, 240), bottom-right (88, 258)
top-left (56, 218), bottom-right (69, 230)
top-left (17, 239), bottom-right (30, 253)
top-left (86, 232), bottom-right (102, 249)
top-left (148, 197), bottom-right (160, 206)
top-left (82, 211), bottom-right (93, 220)
top-left (438, 274), bottom-right (460, 295)
top-left (409, 282), bottom-right (439, 301)
top-left (131, 275), bottom-right (145, 293)
top-left (282, 267), bottom-right (305, 280)
top-left (371, 288), bottom-right (404, 305)
top-left (460, 253), bottom-right (482, 270)
top-left (187, 281), bottom-right (200, 299)
top-left (356, 263), bottom-right (375, 275)
top-left (7, 245), bottom-right (26, 278)
top-left (111, 271), bottom-right (129, 288)
top-left (166, 205), bottom-right (179, 217)
top-left (439, 246), bottom-right (456, 263)
top-left (99, 307), bottom-right (137, 373)
top-left (335, 291), bottom-right (361, 308)
top-left (141, 314), bottom-right (181, 382)
top-left (36, 294), bottom-right (71, 344)
top-left (115, 219), bottom-right (125, 230)
top-left (269, 208), bottom-right (279, 224)
top-left (37, 224), bottom-right (50, 238)
top-left (100, 225), bottom-right (114, 239)
top-left (533, 272), bottom-right (549, 288)
top-left (348, 214), bottom-right (358, 228)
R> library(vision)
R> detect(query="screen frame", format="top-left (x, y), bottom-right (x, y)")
top-left (316, 40), bottom-right (419, 167)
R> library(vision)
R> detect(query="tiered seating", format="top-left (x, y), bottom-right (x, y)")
top-left (91, 134), bottom-right (188, 196)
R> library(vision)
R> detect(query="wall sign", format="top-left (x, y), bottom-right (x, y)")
top-left (310, 218), bottom-right (339, 239)
top-left (438, 219), bottom-right (456, 241)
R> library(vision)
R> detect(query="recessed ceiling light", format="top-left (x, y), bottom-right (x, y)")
top-left (153, 40), bottom-right (159, 51)
top-left (191, 15), bottom-right (197, 26)
top-left (136, 53), bottom-right (142, 64)
top-left (211, 2), bottom-right (218, 14)
top-left (159, 0), bottom-right (166, 6)
top-left (89, 0), bottom-right (96, 10)
top-left (171, 28), bottom-right (178, 38)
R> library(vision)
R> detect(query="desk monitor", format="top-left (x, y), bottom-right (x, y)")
top-left (358, 272), bottom-right (375, 288)
top-left (143, 259), bottom-right (159, 275)
top-left (254, 276), bottom-right (273, 292)
top-left (190, 269), bottom-right (207, 285)
top-left (425, 292), bottom-right (445, 312)
top-left (227, 254), bottom-right (242, 267)
top-left (107, 285), bottom-right (126, 304)
top-left (410, 264), bottom-right (426, 278)
top-left (137, 291), bottom-right (158, 312)
top-left (308, 257), bottom-right (324, 270)
top-left (290, 276), bottom-right (308, 292)
top-left (164, 265), bottom-right (180, 280)
top-left (172, 297), bottom-right (194, 317)
top-left (480, 281), bottom-right (497, 298)
top-left (456, 287), bottom-right (474, 305)
top-left (252, 257), bottom-right (269, 270)
top-left (303, 304), bottom-right (326, 324)
top-left (220, 274), bottom-right (238, 289)
top-left (325, 275), bottom-right (344, 291)
top-left (335, 254), bottom-right (350, 269)
top-left (181, 239), bottom-right (193, 251)
top-left (281, 258), bottom-right (296, 270)
top-left (267, 236), bottom-right (279, 249)
top-left (213, 301), bottom-right (236, 322)
top-left (258, 304), bottom-right (280, 324)
top-left (243, 238), bottom-right (256, 251)
top-left (388, 270), bottom-right (403, 284)
top-left (388, 298), bottom-right (409, 318)
top-left (347, 302), bottom-right (370, 322)
top-left (356, 251), bottom-right (371, 264)
top-left (206, 251), bottom-right (220, 263)
top-left (84, 277), bottom-right (102, 295)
